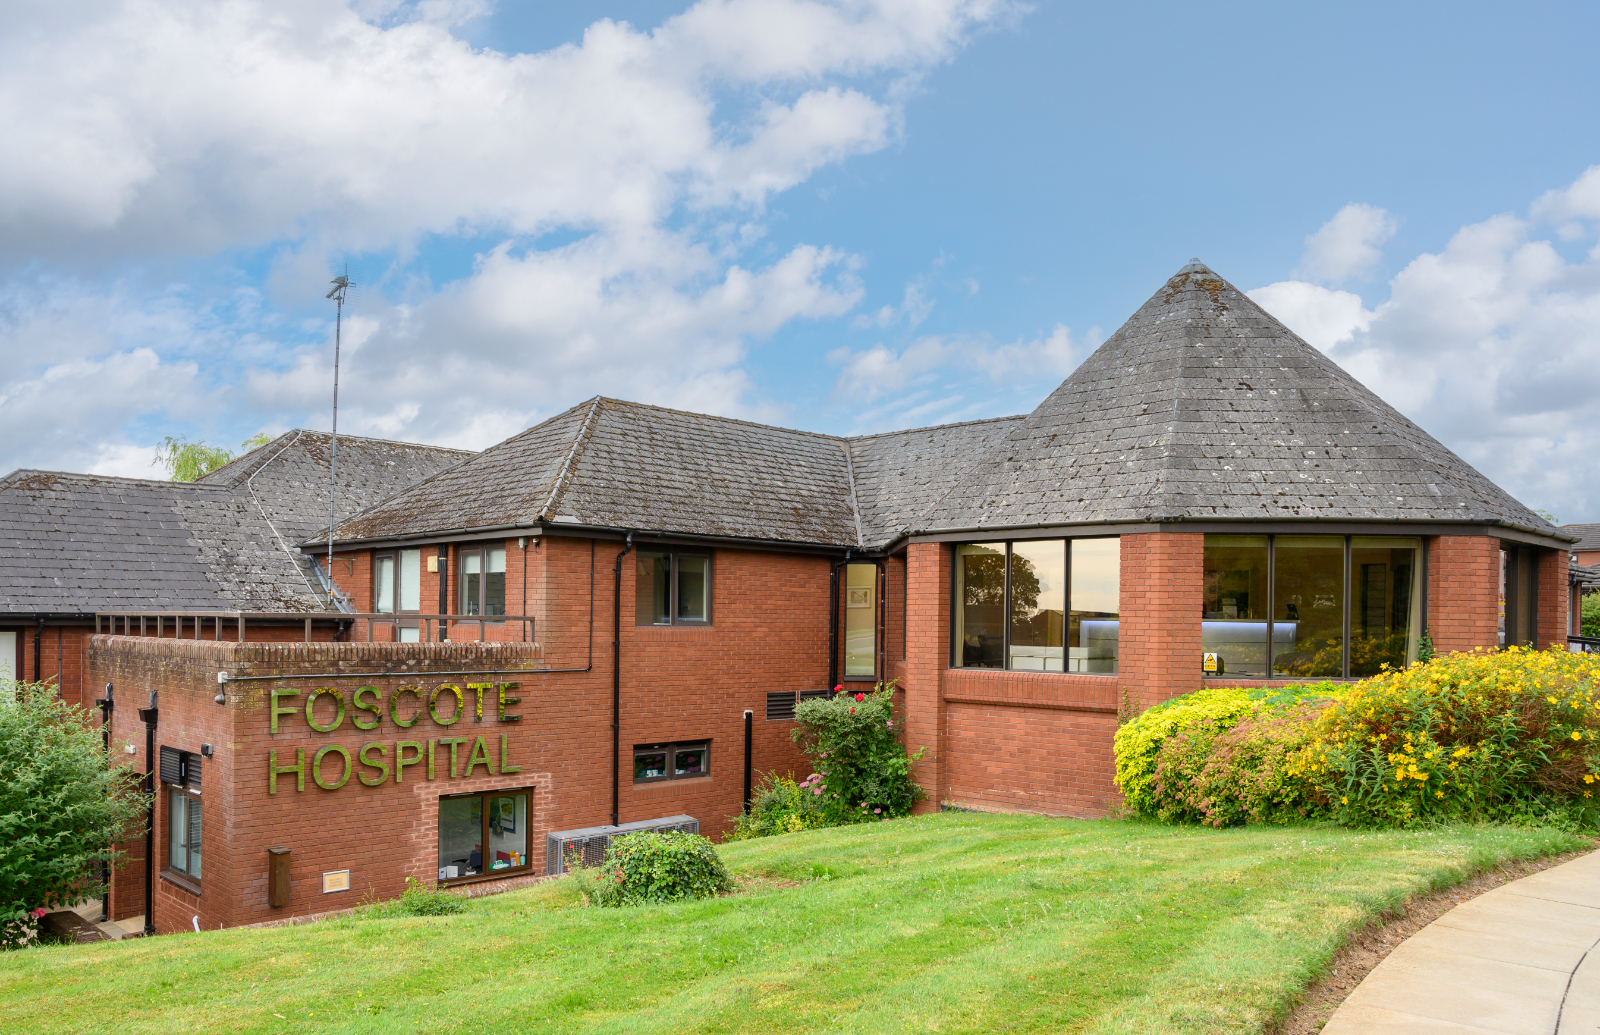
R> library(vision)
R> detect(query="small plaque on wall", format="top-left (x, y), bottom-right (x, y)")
top-left (322, 870), bottom-right (350, 894)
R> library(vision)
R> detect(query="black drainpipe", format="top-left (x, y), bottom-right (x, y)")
top-left (137, 691), bottom-right (159, 937)
top-left (34, 617), bottom-right (44, 685)
top-left (827, 550), bottom-right (851, 691)
top-left (611, 532), bottom-right (634, 828)
top-left (743, 708), bottom-right (753, 812)
top-left (95, 683), bottom-right (114, 923)
top-left (436, 546), bottom-right (449, 641)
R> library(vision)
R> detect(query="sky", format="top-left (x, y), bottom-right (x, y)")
top-left (3, 1), bottom-right (1599, 519)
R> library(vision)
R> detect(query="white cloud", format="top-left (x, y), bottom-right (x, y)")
top-left (1294, 202), bottom-right (1398, 285)
top-left (0, 0), bottom-right (1010, 472)
top-left (828, 323), bottom-right (1090, 428)
top-left (1251, 169), bottom-right (1600, 521)
top-left (1532, 164), bottom-right (1600, 241)
top-left (851, 277), bottom-right (934, 330)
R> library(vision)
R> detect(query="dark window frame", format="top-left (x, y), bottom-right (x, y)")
top-left (634, 550), bottom-right (714, 627)
top-left (457, 544), bottom-right (508, 618)
top-left (950, 535), bottom-right (1122, 675)
top-left (1500, 543), bottom-right (1540, 649)
top-left (632, 741), bottom-right (710, 783)
top-left (436, 787), bottom-right (536, 886)
top-left (163, 786), bottom-right (202, 892)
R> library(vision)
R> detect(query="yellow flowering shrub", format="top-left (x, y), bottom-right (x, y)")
top-left (1113, 682), bottom-right (1343, 819)
top-left (1297, 647), bottom-right (1600, 828)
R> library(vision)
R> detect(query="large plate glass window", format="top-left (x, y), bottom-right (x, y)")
top-left (1500, 544), bottom-right (1538, 649)
top-left (844, 563), bottom-right (877, 677)
top-left (459, 546), bottom-right (507, 617)
top-left (635, 552), bottom-right (713, 625)
top-left (954, 538), bottom-right (1119, 672)
top-left (1200, 534), bottom-right (1422, 679)
top-left (438, 791), bottom-right (531, 882)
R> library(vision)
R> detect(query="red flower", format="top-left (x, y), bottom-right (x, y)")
top-left (854, 693), bottom-right (865, 703)
top-left (849, 707), bottom-right (855, 714)
top-left (834, 685), bottom-right (843, 693)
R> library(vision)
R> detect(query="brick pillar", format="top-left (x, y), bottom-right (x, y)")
top-left (1428, 536), bottom-right (1500, 653)
top-left (902, 542), bottom-right (949, 812)
top-left (1537, 547), bottom-right (1570, 651)
top-left (1118, 531), bottom-right (1204, 712)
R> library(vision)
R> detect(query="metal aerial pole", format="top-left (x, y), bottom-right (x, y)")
top-left (325, 269), bottom-right (350, 607)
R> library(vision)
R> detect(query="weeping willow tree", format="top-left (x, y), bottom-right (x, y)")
top-left (152, 432), bottom-right (273, 482)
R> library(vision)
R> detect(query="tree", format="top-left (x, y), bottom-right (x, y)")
top-left (152, 432), bottom-right (274, 482)
top-left (0, 684), bottom-right (149, 947)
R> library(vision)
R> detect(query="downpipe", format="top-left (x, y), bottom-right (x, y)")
top-left (611, 532), bottom-right (634, 828)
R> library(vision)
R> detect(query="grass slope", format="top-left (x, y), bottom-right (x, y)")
top-left (0, 814), bottom-right (1584, 1034)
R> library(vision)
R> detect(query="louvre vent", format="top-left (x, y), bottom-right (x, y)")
top-left (799, 689), bottom-right (831, 703)
top-left (545, 815), bottom-right (699, 875)
top-left (765, 691), bottom-right (796, 721)
top-left (159, 746), bottom-right (200, 788)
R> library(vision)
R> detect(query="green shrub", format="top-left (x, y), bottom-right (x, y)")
top-left (356, 876), bottom-right (467, 918)
top-left (1582, 592), bottom-right (1600, 639)
top-left (1151, 700), bottom-right (1332, 826)
top-left (1113, 682), bottom-right (1342, 819)
top-left (1297, 647), bottom-right (1600, 828)
top-left (0, 682), bottom-right (150, 948)
top-left (726, 772), bottom-right (828, 840)
top-left (581, 830), bottom-right (733, 907)
top-left (792, 682), bottom-right (924, 824)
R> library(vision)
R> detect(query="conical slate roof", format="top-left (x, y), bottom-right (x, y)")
top-left (918, 261), bottom-right (1558, 535)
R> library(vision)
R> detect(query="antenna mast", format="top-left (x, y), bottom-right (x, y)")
top-left (325, 266), bottom-right (351, 608)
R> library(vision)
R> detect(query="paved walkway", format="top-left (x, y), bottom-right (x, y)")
top-left (1323, 850), bottom-right (1600, 1034)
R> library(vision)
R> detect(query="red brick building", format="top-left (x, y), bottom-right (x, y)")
top-left (6, 261), bottom-right (1578, 932)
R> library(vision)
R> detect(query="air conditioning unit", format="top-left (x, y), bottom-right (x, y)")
top-left (545, 815), bottom-right (698, 875)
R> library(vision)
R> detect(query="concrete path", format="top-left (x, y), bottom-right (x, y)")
top-left (1322, 850), bottom-right (1600, 1034)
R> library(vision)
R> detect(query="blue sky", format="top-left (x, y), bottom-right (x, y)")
top-left (3, 1), bottom-right (1599, 518)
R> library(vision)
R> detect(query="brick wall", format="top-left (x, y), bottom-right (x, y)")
top-left (901, 542), bottom-right (949, 811)
top-left (1537, 546), bottom-right (1570, 651)
top-left (1119, 530), bottom-right (1205, 710)
top-left (1427, 536), bottom-right (1500, 653)
top-left (90, 535), bottom-right (830, 932)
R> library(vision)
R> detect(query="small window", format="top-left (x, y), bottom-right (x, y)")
top-left (844, 563), bottom-right (876, 677)
top-left (375, 548), bottom-right (422, 616)
top-left (168, 789), bottom-right (201, 881)
top-left (459, 546), bottom-right (507, 617)
top-left (635, 552), bottom-right (712, 625)
top-left (438, 791), bottom-right (531, 882)
top-left (632, 742), bottom-right (710, 783)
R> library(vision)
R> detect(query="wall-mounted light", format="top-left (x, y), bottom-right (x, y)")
top-left (200, 743), bottom-right (214, 758)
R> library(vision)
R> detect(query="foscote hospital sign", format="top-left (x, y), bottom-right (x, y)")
top-left (265, 682), bottom-right (522, 794)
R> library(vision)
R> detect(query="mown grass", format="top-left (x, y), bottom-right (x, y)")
top-left (0, 813), bottom-right (1584, 1034)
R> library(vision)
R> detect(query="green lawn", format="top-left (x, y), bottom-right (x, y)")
top-left (0, 813), bottom-right (1585, 1035)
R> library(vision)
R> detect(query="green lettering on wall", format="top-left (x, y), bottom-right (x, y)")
top-left (312, 745), bottom-right (351, 790)
top-left (429, 684), bottom-right (464, 726)
top-left (463, 736), bottom-right (494, 777)
top-left (395, 741), bottom-right (423, 782)
top-left (270, 688), bottom-right (300, 734)
top-left (351, 686), bottom-right (382, 730)
top-left (389, 685), bottom-right (421, 728)
top-left (357, 742), bottom-right (390, 786)
top-left (305, 688), bottom-right (346, 733)
top-left (498, 733), bottom-right (521, 775)
top-left (467, 683), bottom-right (493, 722)
top-left (436, 737), bottom-right (467, 778)
top-left (269, 748), bottom-right (305, 794)
top-left (497, 683), bottom-right (521, 722)
top-left (427, 739), bottom-right (436, 780)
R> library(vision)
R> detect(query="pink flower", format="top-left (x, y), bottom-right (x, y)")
top-left (29, 908), bottom-right (45, 919)
top-left (887, 720), bottom-right (894, 727)
top-left (874, 808), bottom-right (881, 814)
top-left (854, 693), bottom-right (865, 703)
top-left (813, 788), bottom-right (823, 795)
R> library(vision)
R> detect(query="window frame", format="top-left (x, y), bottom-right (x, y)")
top-left (1200, 533), bottom-right (1426, 680)
top-left (950, 536), bottom-right (1121, 674)
top-left (436, 787), bottom-right (535, 886)
top-left (632, 741), bottom-right (711, 784)
top-left (163, 786), bottom-right (202, 891)
top-left (634, 550), bottom-right (714, 627)
top-left (457, 544), bottom-right (508, 619)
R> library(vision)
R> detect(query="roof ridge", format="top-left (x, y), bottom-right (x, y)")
top-left (538, 397), bottom-right (604, 522)
top-left (593, 396), bottom-right (847, 443)
top-left (843, 413), bottom-right (1027, 443)
top-left (840, 441), bottom-right (864, 548)
top-left (0, 468), bottom-right (232, 492)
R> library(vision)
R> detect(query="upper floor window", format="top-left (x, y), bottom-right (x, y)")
top-left (953, 537), bottom-right (1120, 673)
top-left (844, 562), bottom-right (877, 678)
top-left (459, 546), bottom-right (506, 617)
top-left (636, 551), bottom-right (711, 625)
top-left (374, 548), bottom-right (422, 614)
top-left (1201, 534), bottom-right (1420, 679)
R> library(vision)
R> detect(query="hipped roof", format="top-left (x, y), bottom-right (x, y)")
top-left (327, 261), bottom-right (1563, 552)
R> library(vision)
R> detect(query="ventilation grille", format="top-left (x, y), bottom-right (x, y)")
top-left (767, 688), bottom-right (832, 720)
top-left (159, 746), bottom-right (200, 789)
top-left (545, 815), bottom-right (698, 875)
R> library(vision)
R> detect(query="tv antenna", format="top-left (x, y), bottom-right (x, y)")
top-left (325, 265), bottom-right (352, 608)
